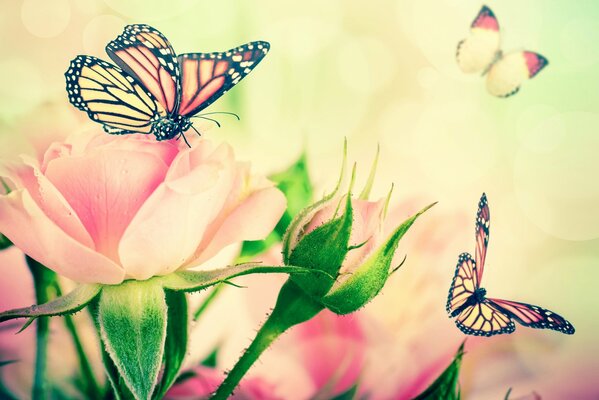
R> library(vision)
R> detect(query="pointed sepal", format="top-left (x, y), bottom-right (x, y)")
top-left (322, 202), bottom-right (436, 314)
top-left (98, 280), bottom-right (167, 400)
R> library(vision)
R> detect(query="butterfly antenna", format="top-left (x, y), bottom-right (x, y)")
top-left (199, 111), bottom-right (240, 120)
top-left (179, 132), bottom-right (191, 148)
top-left (190, 124), bottom-right (202, 138)
top-left (193, 116), bottom-right (221, 128)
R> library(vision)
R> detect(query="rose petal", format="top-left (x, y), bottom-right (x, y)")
top-left (2, 157), bottom-right (94, 248)
top-left (0, 189), bottom-right (124, 283)
top-left (118, 143), bottom-right (236, 280)
top-left (44, 149), bottom-right (168, 263)
top-left (187, 184), bottom-right (286, 267)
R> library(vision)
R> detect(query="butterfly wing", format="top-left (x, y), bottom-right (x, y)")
top-left (489, 298), bottom-right (575, 334)
top-left (446, 252), bottom-right (479, 315)
top-left (486, 51), bottom-right (548, 97)
top-left (454, 299), bottom-right (515, 336)
top-left (106, 24), bottom-right (180, 114)
top-left (177, 41), bottom-right (270, 117)
top-left (475, 193), bottom-right (490, 284)
top-left (457, 5), bottom-right (501, 74)
top-left (65, 55), bottom-right (164, 135)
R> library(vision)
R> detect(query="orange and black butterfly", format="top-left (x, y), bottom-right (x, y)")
top-left (446, 193), bottom-right (575, 336)
top-left (65, 24), bottom-right (269, 144)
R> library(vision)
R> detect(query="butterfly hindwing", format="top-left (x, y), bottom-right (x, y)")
top-left (106, 24), bottom-right (180, 113)
top-left (456, 5), bottom-right (501, 74)
top-left (455, 300), bottom-right (515, 336)
top-left (486, 51), bottom-right (548, 97)
top-left (65, 55), bottom-right (163, 135)
top-left (489, 298), bottom-right (575, 334)
top-left (177, 41), bottom-right (270, 117)
top-left (447, 252), bottom-right (479, 315)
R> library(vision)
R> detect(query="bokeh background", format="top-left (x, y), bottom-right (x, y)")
top-left (0, 0), bottom-right (598, 399)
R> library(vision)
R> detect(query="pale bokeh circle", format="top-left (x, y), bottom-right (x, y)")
top-left (21, 0), bottom-right (70, 38)
top-left (560, 17), bottom-right (599, 70)
top-left (515, 104), bottom-right (564, 152)
top-left (514, 112), bottom-right (599, 241)
top-left (102, 0), bottom-right (195, 21)
top-left (82, 15), bottom-right (126, 56)
top-left (336, 36), bottom-right (396, 94)
top-left (411, 96), bottom-right (500, 186)
top-left (0, 58), bottom-right (43, 119)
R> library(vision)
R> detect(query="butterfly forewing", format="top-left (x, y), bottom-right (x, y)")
top-left (106, 24), bottom-right (181, 114)
top-left (456, 5), bottom-right (501, 74)
top-left (65, 55), bottom-right (163, 135)
top-left (455, 300), bottom-right (515, 336)
top-left (446, 252), bottom-right (479, 314)
top-left (489, 298), bottom-right (575, 334)
top-left (475, 193), bottom-right (490, 284)
top-left (177, 41), bottom-right (270, 117)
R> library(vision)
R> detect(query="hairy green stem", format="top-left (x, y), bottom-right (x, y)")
top-left (26, 256), bottom-right (56, 400)
top-left (212, 281), bottom-right (323, 399)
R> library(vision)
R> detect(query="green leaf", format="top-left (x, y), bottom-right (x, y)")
top-left (0, 282), bottom-right (101, 323)
top-left (412, 342), bottom-right (465, 400)
top-left (201, 347), bottom-right (219, 368)
top-left (152, 290), bottom-right (188, 399)
top-left (331, 384), bottom-right (359, 400)
top-left (158, 264), bottom-right (319, 292)
top-left (98, 280), bottom-right (167, 400)
top-left (0, 233), bottom-right (12, 250)
top-left (323, 202), bottom-right (436, 314)
top-left (289, 194), bottom-right (353, 298)
top-left (282, 140), bottom-right (348, 264)
top-left (238, 152), bottom-right (314, 261)
top-left (270, 151), bottom-right (314, 236)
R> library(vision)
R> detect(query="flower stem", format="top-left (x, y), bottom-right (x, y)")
top-left (26, 256), bottom-right (57, 400)
top-left (54, 282), bottom-right (103, 399)
top-left (211, 281), bottom-right (323, 399)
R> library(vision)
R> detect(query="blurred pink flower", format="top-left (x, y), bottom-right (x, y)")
top-left (0, 130), bottom-right (286, 283)
top-left (166, 366), bottom-right (281, 400)
top-left (0, 247), bottom-right (101, 398)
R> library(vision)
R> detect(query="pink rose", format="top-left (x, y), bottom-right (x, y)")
top-left (0, 130), bottom-right (286, 283)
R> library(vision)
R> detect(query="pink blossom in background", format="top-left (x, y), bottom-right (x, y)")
top-left (0, 247), bottom-right (101, 398)
top-left (0, 130), bottom-right (286, 283)
top-left (166, 366), bottom-right (281, 400)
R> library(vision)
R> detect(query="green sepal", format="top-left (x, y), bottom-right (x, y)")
top-left (412, 342), bottom-right (464, 400)
top-left (152, 290), bottom-right (188, 399)
top-left (322, 202), bottom-right (436, 314)
top-left (288, 194), bottom-right (353, 298)
top-left (0, 283), bottom-right (101, 323)
top-left (282, 140), bottom-right (347, 264)
top-left (157, 264), bottom-right (319, 292)
top-left (98, 280), bottom-right (167, 400)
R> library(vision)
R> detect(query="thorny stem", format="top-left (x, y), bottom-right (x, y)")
top-left (211, 281), bottom-right (324, 399)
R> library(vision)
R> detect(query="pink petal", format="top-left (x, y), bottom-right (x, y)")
top-left (0, 189), bottom-right (124, 283)
top-left (44, 149), bottom-right (169, 263)
top-left (2, 157), bottom-right (94, 248)
top-left (188, 183), bottom-right (286, 267)
top-left (118, 143), bottom-right (236, 280)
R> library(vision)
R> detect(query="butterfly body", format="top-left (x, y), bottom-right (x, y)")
top-left (65, 24), bottom-right (270, 142)
top-left (447, 194), bottom-right (575, 336)
top-left (457, 5), bottom-right (548, 97)
top-left (151, 114), bottom-right (191, 141)
top-left (451, 287), bottom-right (487, 318)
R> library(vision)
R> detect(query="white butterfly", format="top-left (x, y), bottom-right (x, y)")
top-left (457, 5), bottom-right (548, 97)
